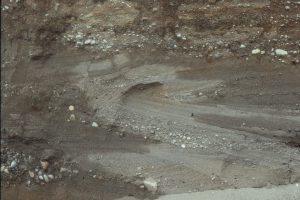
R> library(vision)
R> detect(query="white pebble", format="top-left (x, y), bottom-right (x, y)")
top-left (43, 174), bottom-right (49, 182)
top-left (275, 49), bottom-right (288, 56)
top-left (10, 160), bottom-right (17, 168)
top-left (84, 39), bottom-right (92, 45)
top-left (60, 167), bottom-right (68, 172)
top-left (68, 105), bottom-right (75, 111)
top-left (29, 171), bottom-right (35, 178)
top-left (48, 174), bottom-right (54, 179)
top-left (70, 114), bottom-right (76, 121)
top-left (252, 49), bottom-right (261, 55)
top-left (143, 177), bottom-right (158, 192)
top-left (75, 34), bottom-right (83, 40)
top-left (92, 122), bottom-right (99, 127)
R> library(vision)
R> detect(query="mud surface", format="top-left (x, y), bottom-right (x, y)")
top-left (1, 0), bottom-right (300, 199)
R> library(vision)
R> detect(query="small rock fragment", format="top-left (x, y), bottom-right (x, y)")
top-left (60, 167), bottom-right (68, 173)
top-left (48, 174), bottom-right (54, 179)
top-left (70, 114), bottom-right (76, 121)
top-left (275, 49), bottom-right (288, 56)
top-left (252, 49), bottom-right (261, 55)
top-left (84, 39), bottom-right (96, 45)
top-left (4, 168), bottom-right (9, 174)
top-left (92, 122), bottom-right (99, 127)
top-left (10, 160), bottom-right (17, 168)
top-left (40, 161), bottom-right (49, 170)
top-left (143, 177), bottom-right (158, 192)
top-left (43, 174), bottom-right (49, 183)
top-left (68, 105), bottom-right (75, 111)
top-left (29, 171), bottom-right (35, 178)
top-left (38, 171), bottom-right (43, 176)
top-left (75, 34), bottom-right (83, 40)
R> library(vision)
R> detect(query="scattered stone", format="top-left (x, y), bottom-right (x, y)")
top-left (285, 6), bottom-right (290, 10)
top-left (75, 34), bottom-right (83, 40)
top-left (60, 167), bottom-right (68, 173)
top-left (143, 177), bottom-right (158, 192)
top-left (48, 174), bottom-right (54, 179)
top-left (3, 5), bottom-right (9, 10)
top-left (4, 168), bottom-right (9, 174)
top-left (10, 160), bottom-right (17, 168)
top-left (38, 171), bottom-right (43, 176)
top-left (84, 39), bottom-right (96, 45)
top-left (40, 161), bottom-right (49, 170)
top-left (252, 49), bottom-right (261, 55)
top-left (240, 44), bottom-right (246, 48)
top-left (68, 105), bottom-right (75, 111)
top-left (28, 155), bottom-right (34, 163)
top-left (181, 144), bottom-right (186, 148)
top-left (29, 171), bottom-right (35, 178)
top-left (38, 175), bottom-right (44, 180)
top-left (92, 122), bottom-right (99, 127)
top-left (275, 49), bottom-right (288, 56)
top-left (152, 7), bottom-right (158, 12)
top-left (70, 114), bottom-right (76, 121)
top-left (43, 174), bottom-right (49, 183)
